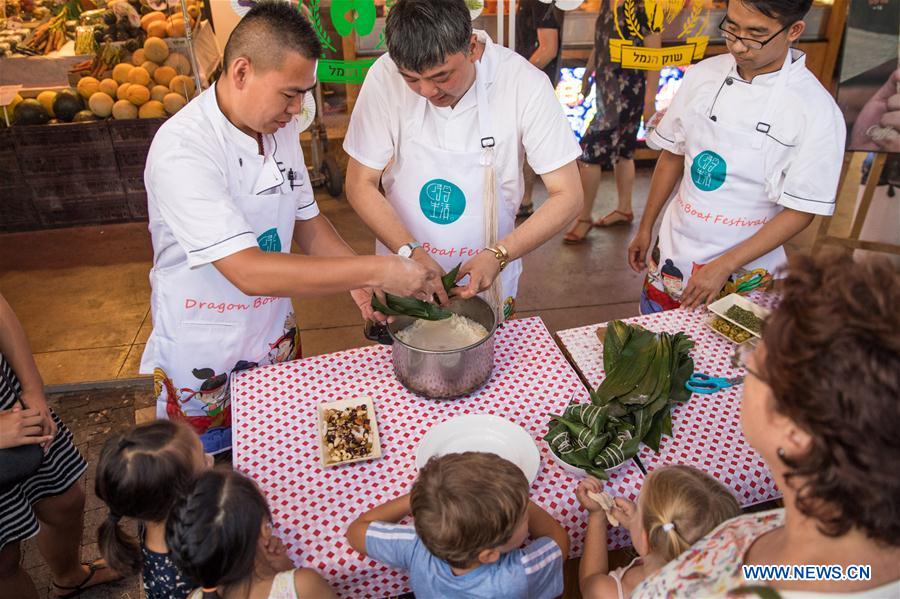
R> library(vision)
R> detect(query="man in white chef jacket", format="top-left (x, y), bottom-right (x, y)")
top-left (629, 0), bottom-right (845, 314)
top-left (141, 1), bottom-right (432, 453)
top-left (344, 0), bottom-right (584, 321)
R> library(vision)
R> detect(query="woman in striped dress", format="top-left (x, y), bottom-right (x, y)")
top-left (0, 293), bottom-right (119, 598)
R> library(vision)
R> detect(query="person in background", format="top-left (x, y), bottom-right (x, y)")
top-left (633, 252), bottom-right (900, 597)
top-left (167, 469), bottom-right (336, 599)
top-left (576, 465), bottom-right (740, 598)
top-left (628, 0), bottom-right (845, 312)
top-left (345, 452), bottom-right (570, 598)
top-left (0, 292), bottom-right (120, 598)
top-left (95, 420), bottom-right (213, 599)
top-left (515, 0), bottom-right (566, 219)
top-left (564, 0), bottom-right (656, 244)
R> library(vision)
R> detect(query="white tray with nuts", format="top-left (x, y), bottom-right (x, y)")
top-left (318, 397), bottom-right (382, 468)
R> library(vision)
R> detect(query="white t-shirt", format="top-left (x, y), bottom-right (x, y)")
top-left (145, 84), bottom-right (319, 271)
top-left (648, 51), bottom-right (845, 216)
top-left (343, 30), bottom-right (581, 207)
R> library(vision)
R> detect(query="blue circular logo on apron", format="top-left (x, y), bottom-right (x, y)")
top-left (690, 150), bottom-right (727, 192)
top-left (419, 179), bottom-right (466, 225)
top-left (257, 228), bottom-right (282, 253)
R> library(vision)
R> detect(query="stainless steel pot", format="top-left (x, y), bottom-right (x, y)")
top-left (364, 296), bottom-right (497, 399)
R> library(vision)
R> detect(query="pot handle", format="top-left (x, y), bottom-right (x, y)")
top-left (364, 320), bottom-right (393, 345)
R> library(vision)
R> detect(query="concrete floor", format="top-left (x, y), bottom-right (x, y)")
top-left (0, 170), bottom-right (653, 387)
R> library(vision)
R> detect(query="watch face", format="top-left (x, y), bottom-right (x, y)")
top-left (398, 245), bottom-right (412, 258)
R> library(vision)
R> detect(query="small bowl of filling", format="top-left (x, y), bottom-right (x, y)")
top-left (318, 397), bottom-right (382, 467)
top-left (707, 294), bottom-right (770, 344)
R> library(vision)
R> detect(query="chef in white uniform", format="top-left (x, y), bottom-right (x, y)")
top-left (629, 0), bottom-right (845, 313)
top-left (141, 2), bottom-right (430, 453)
top-left (344, 0), bottom-right (583, 321)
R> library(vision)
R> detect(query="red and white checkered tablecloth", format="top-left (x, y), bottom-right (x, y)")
top-left (556, 299), bottom-right (782, 513)
top-left (232, 317), bottom-right (639, 598)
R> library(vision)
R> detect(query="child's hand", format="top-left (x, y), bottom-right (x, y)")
top-left (262, 535), bottom-right (294, 573)
top-left (576, 477), bottom-right (606, 514)
top-left (611, 497), bottom-right (638, 529)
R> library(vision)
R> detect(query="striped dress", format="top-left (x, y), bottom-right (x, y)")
top-left (0, 352), bottom-right (87, 551)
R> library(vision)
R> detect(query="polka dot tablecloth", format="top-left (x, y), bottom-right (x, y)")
top-left (231, 317), bottom-right (639, 598)
top-left (556, 300), bottom-right (782, 514)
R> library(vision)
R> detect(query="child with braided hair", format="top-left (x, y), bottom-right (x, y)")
top-left (95, 420), bottom-right (213, 599)
top-left (575, 465), bottom-right (740, 599)
top-left (166, 469), bottom-right (335, 599)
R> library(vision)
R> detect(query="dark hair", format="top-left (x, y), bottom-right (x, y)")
top-left (385, 0), bottom-right (472, 73)
top-left (733, 0), bottom-right (813, 26)
top-left (95, 420), bottom-right (199, 575)
top-left (223, 0), bottom-right (322, 71)
top-left (166, 469), bottom-right (271, 599)
top-left (410, 452), bottom-right (528, 568)
top-left (762, 251), bottom-right (900, 546)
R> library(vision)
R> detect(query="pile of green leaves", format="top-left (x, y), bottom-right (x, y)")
top-left (545, 321), bottom-right (695, 479)
top-left (371, 264), bottom-right (460, 321)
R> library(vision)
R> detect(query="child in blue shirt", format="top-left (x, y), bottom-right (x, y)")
top-left (346, 452), bottom-right (570, 599)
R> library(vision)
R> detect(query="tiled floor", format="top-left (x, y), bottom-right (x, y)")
top-left (0, 169), bottom-right (659, 386)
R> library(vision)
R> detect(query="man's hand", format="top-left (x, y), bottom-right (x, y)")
top-left (0, 406), bottom-right (53, 450)
top-left (455, 251), bottom-right (501, 299)
top-left (627, 230), bottom-right (652, 273)
top-left (20, 389), bottom-right (57, 451)
top-left (680, 257), bottom-right (733, 310)
top-left (410, 250), bottom-right (450, 305)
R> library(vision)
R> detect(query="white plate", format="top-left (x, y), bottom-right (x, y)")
top-left (707, 293), bottom-right (770, 339)
top-left (544, 439), bottom-right (628, 479)
top-left (318, 397), bottom-right (382, 468)
top-left (415, 414), bottom-right (541, 484)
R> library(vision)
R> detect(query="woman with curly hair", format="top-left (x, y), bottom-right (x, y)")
top-left (633, 251), bottom-right (900, 597)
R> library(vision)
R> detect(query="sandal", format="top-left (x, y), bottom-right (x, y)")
top-left (593, 209), bottom-right (634, 227)
top-left (52, 559), bottom-right (116, 598)
top-left (563, 219), bottom-right (594, 244)
top-left (517, 203), bottom-right (534, 219)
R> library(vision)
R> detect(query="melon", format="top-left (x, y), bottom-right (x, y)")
top-left (139, 100), bottom-right (166, 119)
top-left (72, 110), bottom-right (96, 122)
top-left (147, 20), bottom-right (167, 39)
top-left (143, 37), bottom-right (169, 63)
top-left (76, 76), bottom-right (100, 100)
top-left (141, 11), bottom-right (165, 31)
top-left (37, 90), bottom-right (57, 116)
top-left (150, 84), bottom-right (169, 102)
top-left (112, 62), bottom-right (134, 84)
top-left (163, 92), bottom-right (187, 115)
top-left (13, 99), bottom-right (51, 125)
top-left (5, 93), bottom-right (24, 114)
top-left (166, 17), bottom-right (185, 38)
top-left (131, 48), bottom-right (146, 66)
top-left (169, 75), bottom-right (195, 98)
top-left (99, 78), bottom-right (118, 97)
top-left (112, 99), bottom-right (138, 120)
top-left (153, 65), bottom-right (176, 86)
top-left (163, 53), bottom-right (191, 76)
top-left (141, 61), bottom-right (159, 78)
top-left (117, 82), bottom-right (132, 100)
top-left (52, 90), bottom-right (85, 122)
top-left (128, 66), bottom-right (151, 86)
top-left (126, 85), bottom-right (150, 106)
top-left (89, 92), bottom-right (115, 117)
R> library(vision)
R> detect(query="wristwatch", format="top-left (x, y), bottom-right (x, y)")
top-left (397, 241), bottom-right (421, 258)
top-left (484, 244), bottom-right (510, 272)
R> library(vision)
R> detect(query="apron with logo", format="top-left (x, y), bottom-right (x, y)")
top-left (141, 102), bottom-right (304, 453)
top-left (640, 54), bottom-right (791, 315)
top-left (379, 61), bottom-right (521, 321)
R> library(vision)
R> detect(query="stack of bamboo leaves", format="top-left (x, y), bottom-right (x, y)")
top-left (545, 321), bottom-right (695, 479)
top-left (371, 264), bottom-right (460, 321)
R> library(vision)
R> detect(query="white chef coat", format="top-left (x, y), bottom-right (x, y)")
top-left (140, 83), bottom-right (317, 453)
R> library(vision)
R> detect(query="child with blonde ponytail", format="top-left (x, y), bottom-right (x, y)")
top-left (576, 465), bottom-right (740, 599)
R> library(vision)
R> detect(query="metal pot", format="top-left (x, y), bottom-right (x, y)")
top-left (364, 296), bottom-right (497, 399)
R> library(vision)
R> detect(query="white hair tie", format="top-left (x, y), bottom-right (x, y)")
top-left (662, 522), bottom-right (675, 532)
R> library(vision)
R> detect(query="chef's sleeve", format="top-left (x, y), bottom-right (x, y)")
top-left (647, 68), bottom-right (697, 156)
top-left (146, 143), bottom-right (258, 269)
top-left (521, 73), bottom-right (582, 175)
top-left (343, 57), bottom-right (397, 171)
top-left (776, 104), bottom-right (845, 216)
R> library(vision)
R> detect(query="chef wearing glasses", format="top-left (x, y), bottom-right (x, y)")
top-left (628, 0), bottom-right (845, 314)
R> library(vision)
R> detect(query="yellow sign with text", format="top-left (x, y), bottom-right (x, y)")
top-left (611, 0), bottom-right (711, 70)
top-left (611, 37), bottom-right (709, 70)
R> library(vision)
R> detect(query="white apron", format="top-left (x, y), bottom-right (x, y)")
top-left (641, 53), bottom-right (791, 314)
top-left (378, 61), bottom-right (521, 320)
top-left (142, 121), bottom-right (303, 454)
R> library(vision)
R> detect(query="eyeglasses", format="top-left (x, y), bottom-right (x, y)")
top-left (718, 17), bottom-right (791, 50)
top-left (731, 341), bottom-right (765, 381)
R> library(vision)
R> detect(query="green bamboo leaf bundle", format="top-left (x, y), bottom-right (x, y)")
top-left (371, 263), bottom-right (461, 321)
top-left (545, 321), bottom-right (695, 478)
